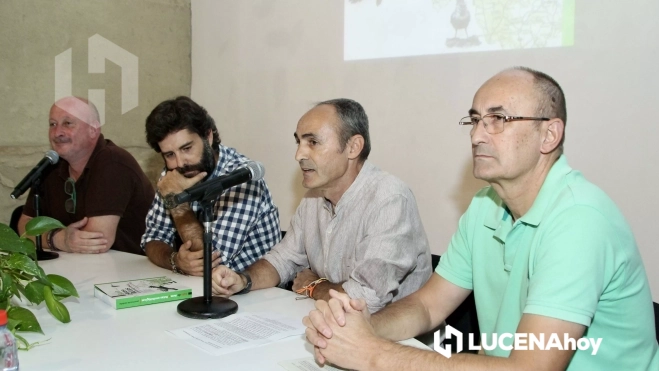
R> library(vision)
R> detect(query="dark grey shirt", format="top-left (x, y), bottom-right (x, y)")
top-left (264, 161), bottom-right (432, 312)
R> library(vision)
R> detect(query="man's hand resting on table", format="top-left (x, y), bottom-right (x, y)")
top-left (56, 217), bottom-right (109, 253)
top-left (211, 266), bottom-right (246, 296)
top-left (303, 289), bottom-right (372, 366)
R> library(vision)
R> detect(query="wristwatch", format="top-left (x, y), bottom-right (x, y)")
top-left (161, 192), bottom-right (178, 210)
top-left (234, 271), bottom-right (252, 295)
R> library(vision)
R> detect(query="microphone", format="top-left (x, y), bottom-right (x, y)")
top-left (10, 150), bottom-right (60, 199)
top-left (174, 161), bottom-right (265, 205)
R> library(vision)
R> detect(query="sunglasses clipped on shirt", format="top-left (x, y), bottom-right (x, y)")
top-left (65, 177), bottom-right (76, 214)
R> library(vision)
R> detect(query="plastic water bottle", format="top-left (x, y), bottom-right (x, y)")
top-left (0, 310), bottom-right (18, 371)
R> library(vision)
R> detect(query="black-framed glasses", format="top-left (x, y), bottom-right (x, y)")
top-left (65, 177), bottom-right (76, 214)
top-left (459, 113), bottom-right (550, 134)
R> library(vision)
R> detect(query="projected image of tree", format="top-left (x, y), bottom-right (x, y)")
top-left (469, 0), bottom-right (567, 49)
top-left (344, 0), bottom-right (575, 60)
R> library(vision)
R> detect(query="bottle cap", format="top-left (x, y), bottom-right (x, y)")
top-left (0, 310), bottom-right (6, 326)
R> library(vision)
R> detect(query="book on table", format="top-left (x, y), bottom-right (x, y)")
top-left (94, 276), bottom-right (192, 309)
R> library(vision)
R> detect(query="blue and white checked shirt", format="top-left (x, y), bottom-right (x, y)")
top-left (140, 145), bottom-right (281, 272)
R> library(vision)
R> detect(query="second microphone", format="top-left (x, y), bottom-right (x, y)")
top-left (173, 161), bottom-right (265, 205)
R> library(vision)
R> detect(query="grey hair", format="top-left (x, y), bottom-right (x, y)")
top-left (316, 98), bottom-right (371, 162)
top-left (511, 66), bottom-right (567, 152)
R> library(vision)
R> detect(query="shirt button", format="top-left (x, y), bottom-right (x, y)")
top-left (327, 228), bottom-right (332, 234)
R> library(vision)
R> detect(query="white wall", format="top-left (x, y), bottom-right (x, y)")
top-left (190, 0), bottom-right (659, 300)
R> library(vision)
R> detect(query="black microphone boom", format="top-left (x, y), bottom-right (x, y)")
top-left (175, 163), bottom-right (265, 320)
top-left (10, 150), bottom-right (59, 199)
top-left (174, 161), bottom-right (265, 205)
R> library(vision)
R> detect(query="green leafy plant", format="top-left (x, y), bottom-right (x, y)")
top-left (0, 216), bottom-right (78, 350)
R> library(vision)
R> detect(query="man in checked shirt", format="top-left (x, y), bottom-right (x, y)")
top-left (140, 96), bottom-right (281, 276)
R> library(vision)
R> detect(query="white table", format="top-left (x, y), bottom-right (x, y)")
top-left (19, 251), bottom-right (427, 370)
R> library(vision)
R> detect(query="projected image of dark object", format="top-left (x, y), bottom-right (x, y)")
top-left (344, 0), bottom-right (574, 60)
top-left (447, 0), bottom-right (480, 48)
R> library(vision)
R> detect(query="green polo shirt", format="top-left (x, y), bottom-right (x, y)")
top-left (438, 155), bottom-right (658, 370)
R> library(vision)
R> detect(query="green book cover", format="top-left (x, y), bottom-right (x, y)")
top-left (94, 276), bottom-right (192, 309)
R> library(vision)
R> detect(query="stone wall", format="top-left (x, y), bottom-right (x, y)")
top-left (0, 0), bottom-right (191, 224)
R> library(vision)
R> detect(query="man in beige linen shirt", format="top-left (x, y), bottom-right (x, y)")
top-left (211, 98), bottom-right (431, 312)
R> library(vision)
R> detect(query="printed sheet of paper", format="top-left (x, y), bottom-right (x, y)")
top-left (278, 358), bottom-right (346, 371)
top-left (168, 312), bottom-right (306, 356)
top-left (278, 337), bottom-right (430, 370)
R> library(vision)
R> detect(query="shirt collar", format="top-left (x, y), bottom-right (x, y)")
top-left (209, 144), bottom-right (230, 179)
top-left (85, 134), bottom-right (107, 170)
top-left (323, 161), bottom-right (375, 213)
top-left (483, 188), bottom-right (506, 230)
top-left (483, 155), bottom-right (572, 229)
top-left (56, 134), bottom-right (106, 179)
top-left (519, 155), bottom-right (572, 226)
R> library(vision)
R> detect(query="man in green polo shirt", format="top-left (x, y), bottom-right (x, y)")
top-left (303, 67), bottom-right (658, 370)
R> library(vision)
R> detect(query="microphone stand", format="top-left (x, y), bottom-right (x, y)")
top-left (33, 177), bottom-right (59, 261)
top-left (177, 198), bottom-right (238, 319)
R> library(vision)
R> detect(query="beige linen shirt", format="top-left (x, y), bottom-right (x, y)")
top-left (264, 161), bottom-right (432, 312)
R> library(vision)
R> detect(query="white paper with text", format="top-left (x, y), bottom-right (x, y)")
top-left (168, 312), bottom-right (306, 356)
top-left (278, 358), bottom-right (345, 371)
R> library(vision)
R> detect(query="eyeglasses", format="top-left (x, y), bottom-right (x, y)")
top-left (459, 113), bottom-right (550, 134)
top-left (65, 177), bottom-right (76, 214)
